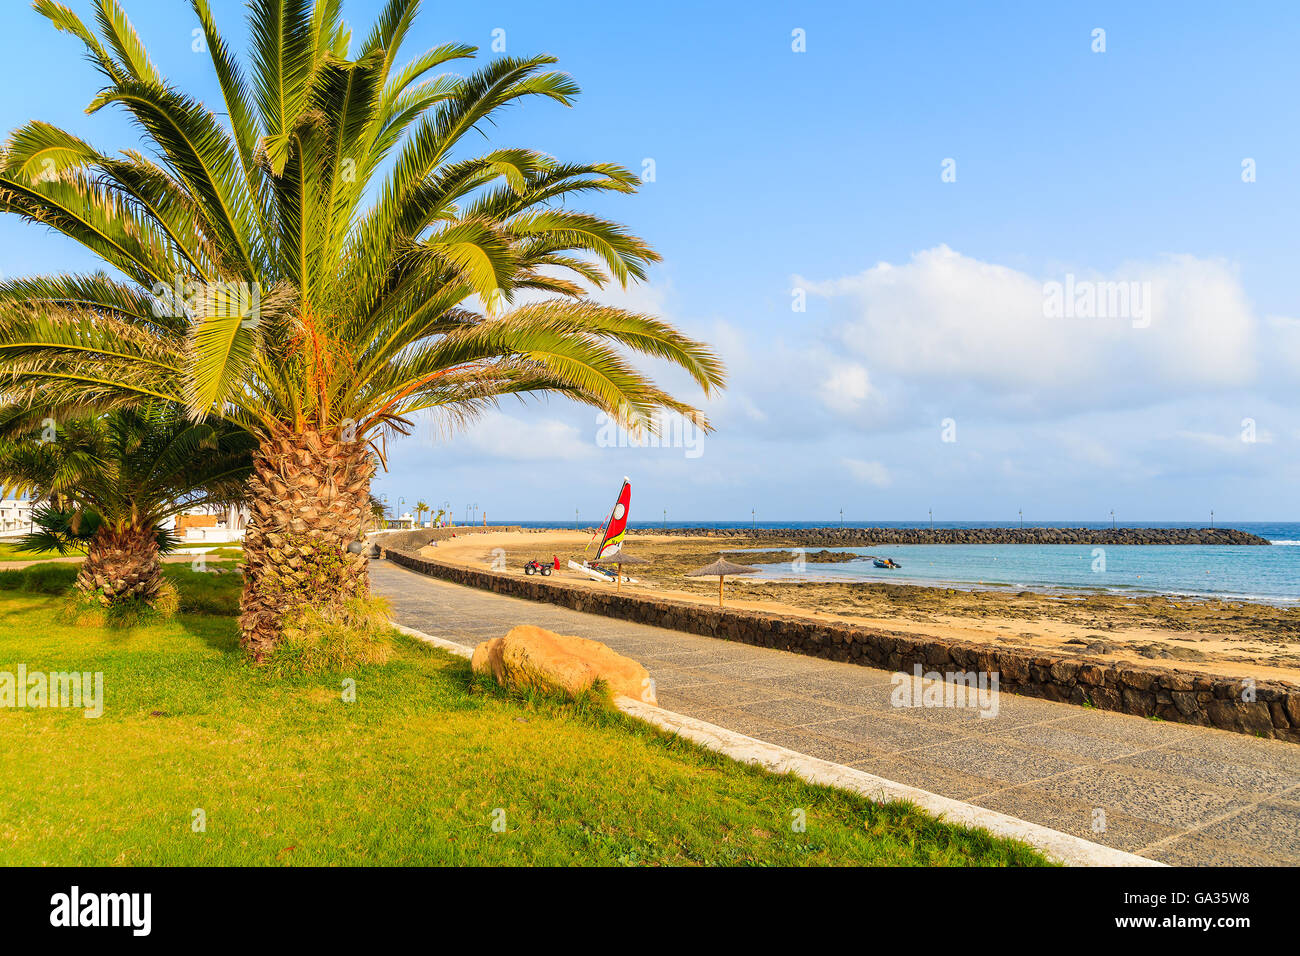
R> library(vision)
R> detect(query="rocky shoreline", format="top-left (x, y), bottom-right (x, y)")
top-left (628, 527), bottom-right (1271, 546)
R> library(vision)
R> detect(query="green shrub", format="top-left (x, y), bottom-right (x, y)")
top-left (262, 596), bottom-right (395, 676)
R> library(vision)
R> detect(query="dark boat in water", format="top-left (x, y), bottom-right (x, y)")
top-left (873, 557), bottom-right (901, 569)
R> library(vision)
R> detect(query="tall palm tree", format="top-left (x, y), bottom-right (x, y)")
top-left (0, 405), bottom-right (254, 606)
top-left (0, 0), bottom-right (724, 657)
top-left (414, 499), bottom-right (429, 526)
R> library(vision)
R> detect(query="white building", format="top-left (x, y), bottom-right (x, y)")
top-left (164, 504), bottom-right (249, 543)
top-left (0, 499), bottom-right (34, 535)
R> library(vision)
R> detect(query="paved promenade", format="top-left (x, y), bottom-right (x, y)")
top-left (373, 561), bottom-right (1300, 865)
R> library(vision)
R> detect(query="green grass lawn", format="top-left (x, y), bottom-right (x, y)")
top-left (0, 541), bottom-right (244, 566)
top-left (0, 565), bottom-right (1049, 866)
top-left (0, 541), bottom-right (80, 562)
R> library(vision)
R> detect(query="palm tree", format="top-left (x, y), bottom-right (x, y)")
top-left (0, 405), bottom-right (253, 606)
top-left (0, 0), bottom-right (724, 657)
top-left (414, 499), bottom-right (429, 527)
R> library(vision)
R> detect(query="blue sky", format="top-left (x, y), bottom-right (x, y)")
top-left (2, 1), bottom-right (1298, 523)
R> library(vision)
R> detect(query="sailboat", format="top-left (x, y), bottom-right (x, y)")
top-left (568, 477), bottom-right (637, 584)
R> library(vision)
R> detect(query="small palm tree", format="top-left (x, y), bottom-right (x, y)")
top-left (0, 406), bottom-right (253, 606)
top-left (414, 500), bottom-right (429, 526)
top-left (0, 0), bottom-right (724, 657)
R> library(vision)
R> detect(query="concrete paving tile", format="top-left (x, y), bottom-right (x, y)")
top-left (1014, 764), bottom-right (1256, 829)
top-left (902, 736), bottom-right (1096, 786)
top-left (691, 707), bottom-right (787, 742)
top-left (1154, 729), bottom-right (1300, 774)
top-left (969, 789), bottom-right (1176, 855)
top-left (1110, 747), bottom-right (1300, 799)
top-left (1050, 709), bottom-right (1224, 749)
top-left (689, 658), bottom-right (798, 680)
top-left (740, 726), bottom-right (883, 767)
top-left (981, 717), bottom-right (1150, 761)
top-left (1191, 798), bottom-right (1300, 861)
top-left (1140, 829), bottom-right (1293, 867)
top-left (729, 695), bottom-right (862, 727)
top-left (658, 682), bottom-right (792, 710)
top-left (847, 754), bottom-right (997, 802)
top-left (633, 647), bottom-right (721, 663)
top-left (869, 698), bottom-right (1045, 735)
top-left (744, 673), bottom-right (896, 702)
top-left (661, 704), bottom-right (734, 726)
top-left (643, 668), bottom-right (733, 690)
top-left (800, 712), bottom-right (963, 753)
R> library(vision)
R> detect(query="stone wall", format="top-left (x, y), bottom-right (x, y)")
top-left (368, 525), bottom-right (524, 552)
top-left (382, 546), bottom-right (1300, 743)
top-left (630, 527), bottom-right (1271, 546)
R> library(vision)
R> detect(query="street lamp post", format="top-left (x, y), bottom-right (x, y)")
top-left (751, 508), bottom-right (756, 530)
top-left (1018, 509), bottom-right (1023, 528)
top-left (1210, 509), bottom-right (1215, 528)
top-left (839, 508), bottom-right (844, 528)
top-left (1110, 510), bottom-right (1116, 530)
top-left (662, 508), bottom-right (667, 530)
top-left (575, 507), bottom-right (579, 530)
top-left (929, 509), bottom-right (933, 530)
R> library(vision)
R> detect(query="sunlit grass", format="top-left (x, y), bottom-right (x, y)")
top-left (0, 568), bottom-right (1049, 866)
top-left (0, 541), bottom-right (79, 563)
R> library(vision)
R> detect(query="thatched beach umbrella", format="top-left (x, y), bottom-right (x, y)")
top-left (608, 551), bottom-right (648, 592)
top-left (686, 557), bottom-right (758, 607)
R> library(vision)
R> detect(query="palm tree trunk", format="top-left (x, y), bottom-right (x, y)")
top-left (239, 426), bottom-right (374, 659)
top-left (76, 524), bottom-right (163, 606)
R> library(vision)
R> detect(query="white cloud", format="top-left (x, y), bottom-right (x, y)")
top-left (458, 412), bottom-right (596, 461)
top-left (841, 457), bottom-right (892, 486)
top-left (797, 245), bottom-right (1263, 418)
top-left (819, 362), bottom-right (875, 414)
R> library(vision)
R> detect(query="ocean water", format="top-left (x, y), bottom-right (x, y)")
top-left (740, 542), bottom-right (1300, 606)
top-left (499, 520), bottom-right (1300, 606)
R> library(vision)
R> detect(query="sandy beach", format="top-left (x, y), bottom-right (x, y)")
top-left (417, 529), bottom-right (1300, 687)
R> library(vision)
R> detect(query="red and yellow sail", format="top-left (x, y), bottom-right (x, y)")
top-left (595, 478), bottom-right (631, 559)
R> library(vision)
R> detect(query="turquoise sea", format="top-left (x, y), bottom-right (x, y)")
top-left (741, 541), bottom-right (1300, 606)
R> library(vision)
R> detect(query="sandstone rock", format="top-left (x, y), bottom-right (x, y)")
top-left (472, 625), bottom-right (655, 704)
